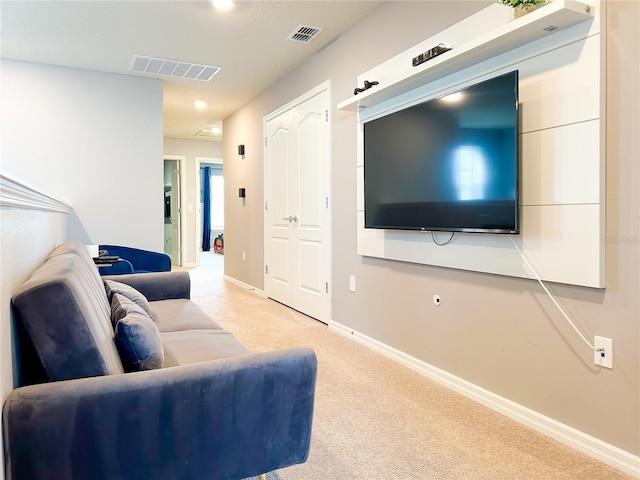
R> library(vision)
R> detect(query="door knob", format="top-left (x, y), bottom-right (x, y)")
top-left (281, 215), bottom-right (298, 223)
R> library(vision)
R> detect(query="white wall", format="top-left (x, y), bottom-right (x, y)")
top-left (1, 60), bottom-right (164, 251)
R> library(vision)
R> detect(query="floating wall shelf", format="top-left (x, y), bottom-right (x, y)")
top-left (337, 0), bottom-right (594, 112)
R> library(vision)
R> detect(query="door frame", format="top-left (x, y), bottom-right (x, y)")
top-left (263, 80), bottom-right (332, 323)
top-left (163, 155), bottom-right (186, 267)
top-left (195, 156), bottom-right (223, 267)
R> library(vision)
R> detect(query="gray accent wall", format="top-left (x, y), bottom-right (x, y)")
top-left (223, 0), bottom-right (639, 457)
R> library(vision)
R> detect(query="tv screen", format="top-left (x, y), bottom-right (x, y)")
top-left (364, 70), bottom-right (519, 234)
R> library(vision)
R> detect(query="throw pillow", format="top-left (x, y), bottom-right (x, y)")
top-left (111, 293), bottom-right (147, 327)
top-left (104, 280), bottom-right (153, 317)
top-left (114, 310), bottom-right (164, 372)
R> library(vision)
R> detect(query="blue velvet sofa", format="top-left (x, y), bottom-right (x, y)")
top-left (97, 244), bottom-right (172, 275)
top-left (4, 241), bottom-right (317, 480)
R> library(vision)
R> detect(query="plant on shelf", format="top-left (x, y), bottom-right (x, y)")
top-left (497, 0), bottom-right (547, 18)
top-left (497, 0), bottom-right (542, 6)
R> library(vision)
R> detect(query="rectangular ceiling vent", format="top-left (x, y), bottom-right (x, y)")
top-left (129, 55), bottom-right (221, 81)
top-left (195, 129), bottom-right (217, 138)
top-left (287, 25), bottom-right (323, 43)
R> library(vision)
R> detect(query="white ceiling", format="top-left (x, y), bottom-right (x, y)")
top-left (1, 0), bottom-right (382, 142)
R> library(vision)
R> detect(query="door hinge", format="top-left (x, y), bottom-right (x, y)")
top-left (325, 282), bottom-right (329, 293)
top-left (264, 137), bottom-right (268, 147)
top-left (325, 110), bottom-right (329, 122)
top-left (325, 196), bottom-right (329, 208)
top-left (265, 201), bottom-right (268, 211)
top-left (265, 265), bottom-right (269, 274)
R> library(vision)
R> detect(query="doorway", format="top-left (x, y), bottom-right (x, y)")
top-left (198, 160), bottom-right (224, 266)
top-left (163, 157), bottom-right (184, 266)
top-left (263, 81), bottom-right (331, 324)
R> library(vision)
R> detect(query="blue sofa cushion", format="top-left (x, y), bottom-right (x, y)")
top-left (151, 299), bottom-right (226, 332)
top-left (105, 280), bottom-right (153, 318)
top-left (161, 330), bottom-right (250, 367)
top-left (11, 243), bottom-right (124, 381)
top-left (114, 308), bottom-right (164, 372)
top-left (111, 292), bottom-right (148, 326)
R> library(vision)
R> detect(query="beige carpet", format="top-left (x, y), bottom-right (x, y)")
top-left (182, 252), bottom-right (634, 480)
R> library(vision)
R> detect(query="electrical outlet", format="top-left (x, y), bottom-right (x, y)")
top-left (594, 336), bottom-right (613, 369)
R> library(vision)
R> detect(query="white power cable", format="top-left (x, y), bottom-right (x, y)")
top-left (509, 236), bottom-right (600, 351)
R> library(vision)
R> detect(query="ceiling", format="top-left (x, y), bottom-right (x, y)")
top-left (1, 0), bottom-right (381, 142)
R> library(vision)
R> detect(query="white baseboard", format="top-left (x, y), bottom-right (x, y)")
top-left (329, 320), bottom-right (640, 478)
top-left (223, 275), bottom-right (265, 297)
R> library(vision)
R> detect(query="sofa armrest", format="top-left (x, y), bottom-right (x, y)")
top-left (4, 348), bottom-right (317, 480)
top-left (103, 270), bottom-right (191, 301)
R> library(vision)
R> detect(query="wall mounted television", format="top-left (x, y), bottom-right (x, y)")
top-left (364, 70), bottom-right (520, 234)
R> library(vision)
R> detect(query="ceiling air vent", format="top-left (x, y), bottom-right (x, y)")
top-left (129, 55), bottom-right (221, 81)
top-left (287, 25), bottom-right (323, 43)
top-left (195, 129), bottom-right (217, 138)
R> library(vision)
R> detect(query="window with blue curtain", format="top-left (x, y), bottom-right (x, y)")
top-left (202, 166), bottom-right (211, 251)
top-left (201, 164), bottom-right (224, 252)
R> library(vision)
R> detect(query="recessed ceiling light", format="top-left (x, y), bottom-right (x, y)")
top-left (211, 0), bottom-right (234, 10)
top-left (194, 100), bottom-right (207, 109)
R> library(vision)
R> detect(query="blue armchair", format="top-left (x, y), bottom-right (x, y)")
top-left (98, 244), bottom-right (171, 275)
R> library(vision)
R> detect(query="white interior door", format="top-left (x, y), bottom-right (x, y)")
top-left (170, 162), bottom-right (181, 265)
top-left (265, 110), bottom-right (295, 306)
top-left (164, 158), bottom-right (182, 266)
top-left (264, 83), bottom-right (331, 323)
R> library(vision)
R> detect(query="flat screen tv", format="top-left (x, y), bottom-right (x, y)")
top-left (364, 70), bottom-right (519, 234)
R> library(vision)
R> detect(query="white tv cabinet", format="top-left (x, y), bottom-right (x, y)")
top-left (340, 0), bottom-right (605, 288)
